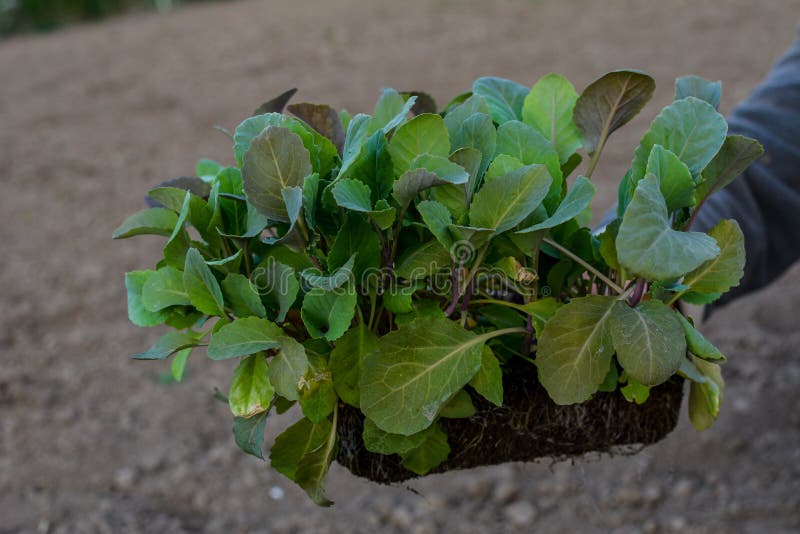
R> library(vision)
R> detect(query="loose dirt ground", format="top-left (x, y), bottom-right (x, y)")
top-left (2, 0), bottom-right (799, 532)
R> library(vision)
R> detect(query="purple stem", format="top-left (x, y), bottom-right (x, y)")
top-left (627, 278), bottom-right (647, 307)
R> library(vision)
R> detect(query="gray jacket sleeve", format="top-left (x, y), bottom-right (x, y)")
top-left (696, 29), bottom-right (800, 310)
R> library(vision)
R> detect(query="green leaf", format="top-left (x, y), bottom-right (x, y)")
top-left (329, 324), bottom-right (379, 407)
top-left (327, 214), bottom-right (381, 280)
top-left (242, 126), bottom-right (312, 222)
top-left (125, 271), bottom-right (169, 327)
top-left (468, 346), bottom-right (503, 406)
top-left (347, 130), bottom-right (394, 201)
top-left (132, 330), bottom-right (200, 360)
top-left (681, 291), bottom-right (722, 305)
top-left (267, 336), bottom-right (309, 401)
top-left (519, 297), bottom-right (562, 339)
top-left (522, 73), bottom-right (582, 163)
top-left (395, 240), bottom-right (451, 280)
top-left (631, 97), bottom-right (727, 182)
top-left (250, 258), bottom-right (299, 322)
top-left (293, 413), bottom-right (338, 506)
top-left (392, 168), bottom-right (458, 207)
top-left (610, 301), bottom-right (686, 386)
top-left (574, 69), bottom-right (655, 155)
top-left (516, 176), bottom-right (595, 233)
top-left (232, 411), bottom-right (268, 459)
top-left (332, 179), bottom-right (372, 211)
top-left (170, 347), bottom-right (191, 382)
top-left (206, 250), bottom-right (243, 274)
top-left (486, 154), bottom-right (524, 182)
top-left (675, 75), bottom-right (721, 108)
top-left (302, 172), bottom-right (320, 228)
top-left (301, 287), bottom-right (357, 341)
top-left (448, 112), bottom-right (496, 180)
top-left (620, 374), bottom-right (651, 404)
top-left (400, 423), bottom-right (450, 475)
top-left (411, 153), bottom-right (469, 184)
top-left (360, 317), bottom-right (486, 435)
top-left (695, 135), bottom-right (763, 206)
top-left (377, 91), bottom-right (417, 134)
top-left (598, 362), bottom-right (619, 392)
top-left (535, 296), bottom-right (617, 405)
top-left (469, 164), bottom-right (552, 234)
top-left (645, 145), bottom-right (695, 211)
top-left (687, 356), bottom-right (724, 431)
top-left (260, 186), bottom-right (306, 250)
top-left (383, 283), bottom-right (418, 314)
top-left (439, 389), bottom-right (476, 418)
top-left (681, 219), bottom-right (745, 295)
top-left (113, 208), bottom-right (178, 239)
top-left (362, 418), bottom-right (428, 455)
top-left (368, 201), bottom-right (397, 230)
top-left (270, 417), bottom-right (330, 480)
top-left (299, 372), bottom-right (337, 423)
top-left (302, 255), bottom-right (356, 292)
top-left (616, 174), bottom-right (719, 280)
top-left (220, 273), bottom-right (267, 319)
top-left (472, 76), bottom-right (528, 124)
top-left (229, 354), bottom-right (274, 417)
top-left (495, 120), bottom-right (563, 204)
top-left (336, 113), bottom-right (372, 180)
top-left (417, 200), bottom-right (453, 249)
top-left (676, 312), bottom-right (725, 362)
top-left (287, 102), bottom-right (345, 153)
top-left (207, 317), bottom-right (283, 360)
top-left (387, 113), bottom-right (450, 176)
top-left (141, 266), bottom-right (191, 311)
top-left (444, 95), bottom-right (491, 139)
top-left (598, 219), bottom-right (621, 271)
top-left (183, 248), bottom-right (226, 316)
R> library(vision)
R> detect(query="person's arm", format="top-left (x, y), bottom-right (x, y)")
top-left (696, 29), bottom-right (800, 311)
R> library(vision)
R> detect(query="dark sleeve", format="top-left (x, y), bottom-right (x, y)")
top-left (696, 29), bottom-right (800, 311)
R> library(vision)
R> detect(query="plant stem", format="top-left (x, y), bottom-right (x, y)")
top-left (543, 237), bottom-right (624, 295)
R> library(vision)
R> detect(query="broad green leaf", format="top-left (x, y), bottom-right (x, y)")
top-left (250, 258), bottom-right (299, 322)
top-left (299, 372), bottom-right (337, 423)
top-left (183, 248), bottom-right (226, 316)
top-left (232, 412), bottom-right (268, 459)
top-left (221, 273), bottom-right (267, 319)
top-left (242, 126), bottom-right (312, 222)
top-left (598, 219), bottom-right (621, 271)
top-left (450, 146), bottom-right (484, 200)
top-left (268, 336), bottom-right (309, 401)
top-left (287, 102), bottom-right (345, 153)
top-left (336, 113), bottom-right (372, 180)
top-left (400, 423), bottom-right (450, 475)
top-left (294, 413), bottom-right (338, 506)
top-left (610, 301), bottom-right (686, 386)
top-left (448, 112), bottom-right (496, 180)
top-left (616, 174), bottom-right (719, 279)
top-left (486, 154), bottom-right (524, 182)
top-left (681, 291), bottom-right (722, 305)
top-left (444, 95), bottom-right (491, 138)
top-left (377, 92), bottom-right (417, 134)
top-left (229, 354), bottom-right (274, 417)
top-left (347, 130), bottom-right (394, 201)
top-left (695, 135), bottom-right (763, 206)
top-left (301, 287), bottom-right (357, 341)
top-left (392, 168), bottom-right (456, 207)
top-left (362, 418), bottom-right (428, 455)
top-left (125, 271), bottom-right (169, 327)
top-left (473, 76), bottom-right (528, 124)
top-left (113, 208), bottom-right (178, 239)
top-left (519, 297), bottom-right (562, 339)
top-left (630, 97), bottom-right (727, 182)
top-left (383, 283), bottom-right (418, 314)
top-left (675, 75), bottom-right (721, 108)
top-left (170, 347), bottom-right (191, 382)
top-left (207, 317), bottom-right (283, 360)
top-left (516, 176), bottom-right (595, 233)
top-left (327, 214), bottom-right (381, 280)
top-left (387, 113), bottom-right (450, 175)
top-left (196, 158), bottom-right (223, 181)
top-left (495, 120), bottom-right (563, 204)
top-left (469, 164), bottom-right (552, 234)
top-left (260, 186), bottom-right (306, 250)
top-left (395, 239), bottom-right (452, 280)
top-left (132, 330), bottom-right (200, 360)
top-left (522, 73), bottom-right (582, 163)
top-left (676, 312), bottom-right (725, 362)
top-left (411, 154), bottom-right (469, 184)
top-left (367, 201), bottom-right (396, 230)
top-left (439, 389), bottom-right (476, 418)
top-left (645, 145), bottom-right (695, 210)
top-left (417, 200), bottom-right (453, 249)
top-left (469, 345), bottom-right (503, 406)
top-left (270, 417), bottom-right (330, 480)
top-left (141, 266), bottom-right (190, 311)
top-left (234, 112), bottom-right (324, 172)
top-left (332, 179), bottom-right (372, 211)
top-left (681, 219), bottom-right (745, 295)
top-left (360, 317), bottom-right (486, 435)
top-left (688, 356), bottom-right (724, 431)
top-left (598, 362), bottom-right (619, 392)
top-left (329, 324), bottom-right (379, 407)
top-left (370, 88), bottom-right (413, 133)
top-left (574, 69), bottom-right (655, 155)
top-left (535, 296), bottom-right (617, 404)
top-left (620, 374), bottom-right (651, 404)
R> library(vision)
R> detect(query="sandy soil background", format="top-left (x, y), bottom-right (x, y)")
top-left (2, 0), bottom-right (800, 532)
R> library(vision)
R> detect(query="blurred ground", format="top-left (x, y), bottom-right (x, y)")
top-left (1, 0), bottom-right (800, 532)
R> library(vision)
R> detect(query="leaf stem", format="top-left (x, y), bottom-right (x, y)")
top-left (543, 237), bottom-right (624, 295)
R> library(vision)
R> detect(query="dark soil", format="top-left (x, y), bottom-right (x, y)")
top-left (2, 0), bottom-right (800, 532)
